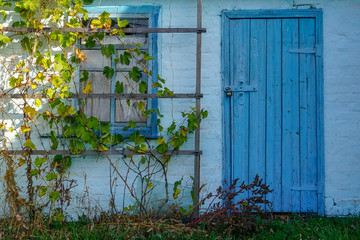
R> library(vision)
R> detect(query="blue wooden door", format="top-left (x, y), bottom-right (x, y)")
top-left (222, 10), bottom-right (324, 213)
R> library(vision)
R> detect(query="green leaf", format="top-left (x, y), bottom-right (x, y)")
top-left (50, 131), bottom-right (58, 150)
top-left (80, 70), bottom-right (89, 82)
top-left (103, 66), bottom-right (114, 79)
top-left (51, 76), bottom-right (63, 87)
top-left (128, 121), bottom-right (136, 129)
top-left (138, 101), bottom-right (145, 111)
top-left (98, 11), bottom-right (110, 20)
top-left (179, 207), bottom-right (188, 215)
top-left (86, 116), bottom-right (99, 130)
top-left (167, 122), bottom-right (176, 134)
top-left (83, 0), bottom-right (94, 4)
top-left (139, 81), bottom-right (147, 94)
top-left (117, 18), bottom-right (129, 28)
top-left (100, 122), bottom-right (110, 134)
top-left (12, 21), bottom-right (26, 27)
top-left (143, 53), bottom-right (155, 61)
top-left (46, 172), bottom-right (57, 181)
top-left (42, 58), bottom-right (51, 69)
top-left (23, 0), bottom-right (39, 11)
top-left (54, 211), bottom-right (65, 222)
top-left (129, 67), bottom-right (141, 81)
top-left (0, 1), bottom-right (11, 7)
top-left (0, 10), bottom-right (6, 21)
top-left (49, 191), bottom-right (60, 201)
top-left (30, 169), bottom-right (39, 177)
top-left (53, 155), bottom-right (72, 172)
top-left (156, 74), bottom-right (165, 84)
top-left (120, 52), bottom-right (131, 65)
top-left (152, 82), bottom-right (162, 88)
top-left (141, 156), bottom-right (147, 164)
top-left (157, 137), bottom-right (165, 145)
top-left (39, 186), bottom-right (47, 197)
top-left (20, 37), bottom-right (34, 52)
top-left (156, 143), bottom-right (168, 154)
top-left (24, 139), bottom-right (36, 150)
top-left (84, 36), bottom-right (96, 48)
top-left (34, 156), bottom-right (46, 168)
top-left (115, 81), bottom-right (124, 94)
top-left (112, 133), bottom-right (124, 144)
top-left (0, 34), bottom-right (12, 46)
top-left (188, 205), bottom-right (194, 213)
top-left (53, 63), bottom-right (63, 72)
top-left (70, 139), bottom-right (83, 154)
top-left (101, 44), bottom-right (115, 58)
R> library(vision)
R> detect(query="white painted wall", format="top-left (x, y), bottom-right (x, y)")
top-left (103, 0), bottom-right (360, 216)
top-left (1, 0), bottom-right (359, 216)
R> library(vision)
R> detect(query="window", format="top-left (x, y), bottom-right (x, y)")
top-left (80, 6), bottom-right (159, 137)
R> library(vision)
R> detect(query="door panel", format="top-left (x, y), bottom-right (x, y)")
top-left (223, 11), bottom-right (323, 213)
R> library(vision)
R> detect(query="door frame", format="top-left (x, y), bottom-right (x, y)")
top-left (221, 9), bottom-right (324, 214)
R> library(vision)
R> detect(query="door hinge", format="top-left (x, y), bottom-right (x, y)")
top-left (289, 45), bottom-right (322, 57)
top-left (291, 186), bottom-right (318, 191)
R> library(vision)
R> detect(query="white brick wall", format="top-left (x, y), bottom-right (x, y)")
top-left (1, 0), bottom-right (359, 216)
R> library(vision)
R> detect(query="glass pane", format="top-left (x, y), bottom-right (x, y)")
top-left (81, 34), bottom-right (148, 46)
top-left (81, 72), bottom-right (111, 122)
top-left (116, 50), bottom-right (146, 71)
top-left (115, 74), bottom-right (147, 123)
top-left (80, 50), bottom-right (112, 70)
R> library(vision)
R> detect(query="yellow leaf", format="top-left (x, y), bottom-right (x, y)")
top-left (0, 123), bottom-right (5, 130)
top-left (157, 137), bottom-right (165, 145)
top-left (31, 83), bottom-right (37, 89)
top-left (20, 125), bottom-right (31, 134)
top-left (18, 157), bottom-right (25, 167)
top-left (23, 106), bottom-right (37, 118)
top-left (22, 68), bottom-right (30, 72)
top-left (35, 98), bottom-right (41, 107)
top-left (75, 48), bottom-right (87, 62)
top-left (90, 19), bottom-right (101, 29)
top-left (35, 72), bottom-right (45, 81)
top-left (9, 127), bottom-right (13, 132)
top-left (162, 155), bottom-right (171, 164)
top-left (173, 188), bottom-right (181, 199)
top-left (180, 128), bottom-right (188, 137)
top-left (47, 88), bottom-right (54, 98)
top-left (82, 81), bottom-right (93, 94)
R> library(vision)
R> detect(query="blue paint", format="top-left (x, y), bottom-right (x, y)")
top-left (83, 6), bottom-right (160, 138)
top-left (222, 10), bottom-right (324, 213)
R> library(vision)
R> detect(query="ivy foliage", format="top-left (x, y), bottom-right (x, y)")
top-left (0, 0), bottom-right (207, 220)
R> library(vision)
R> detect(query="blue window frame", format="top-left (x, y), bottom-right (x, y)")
top-left (80, 6), bottom-right (159, 138)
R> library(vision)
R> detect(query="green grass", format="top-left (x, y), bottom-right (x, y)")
top-left (1, 215), bottom-right (360, 239)
top-left (252, 216), bottom-right (360, 240)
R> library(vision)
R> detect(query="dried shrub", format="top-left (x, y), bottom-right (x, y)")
top-left (190, 174), bottom-right (273, 237)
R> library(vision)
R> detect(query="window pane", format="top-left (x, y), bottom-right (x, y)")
top-left (82, 72), bottom-right (111, 122)
top-left (81, 34), bottom-right (148, 46)
top-left (116, 50), bottom-right (146, 70)
top-left (115, 74), bottom-right (147, 123)
top-left (80, 50), bottom-right (112, 70)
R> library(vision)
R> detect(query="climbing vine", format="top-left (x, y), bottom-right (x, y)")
top-left (0, 0), bottom-right (207, 223)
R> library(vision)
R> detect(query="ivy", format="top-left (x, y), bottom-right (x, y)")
top-left (0, 0), bottom-right (208, 220)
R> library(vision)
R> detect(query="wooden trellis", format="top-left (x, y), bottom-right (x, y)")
top-left (2, 0), bottom-right (204, 216)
